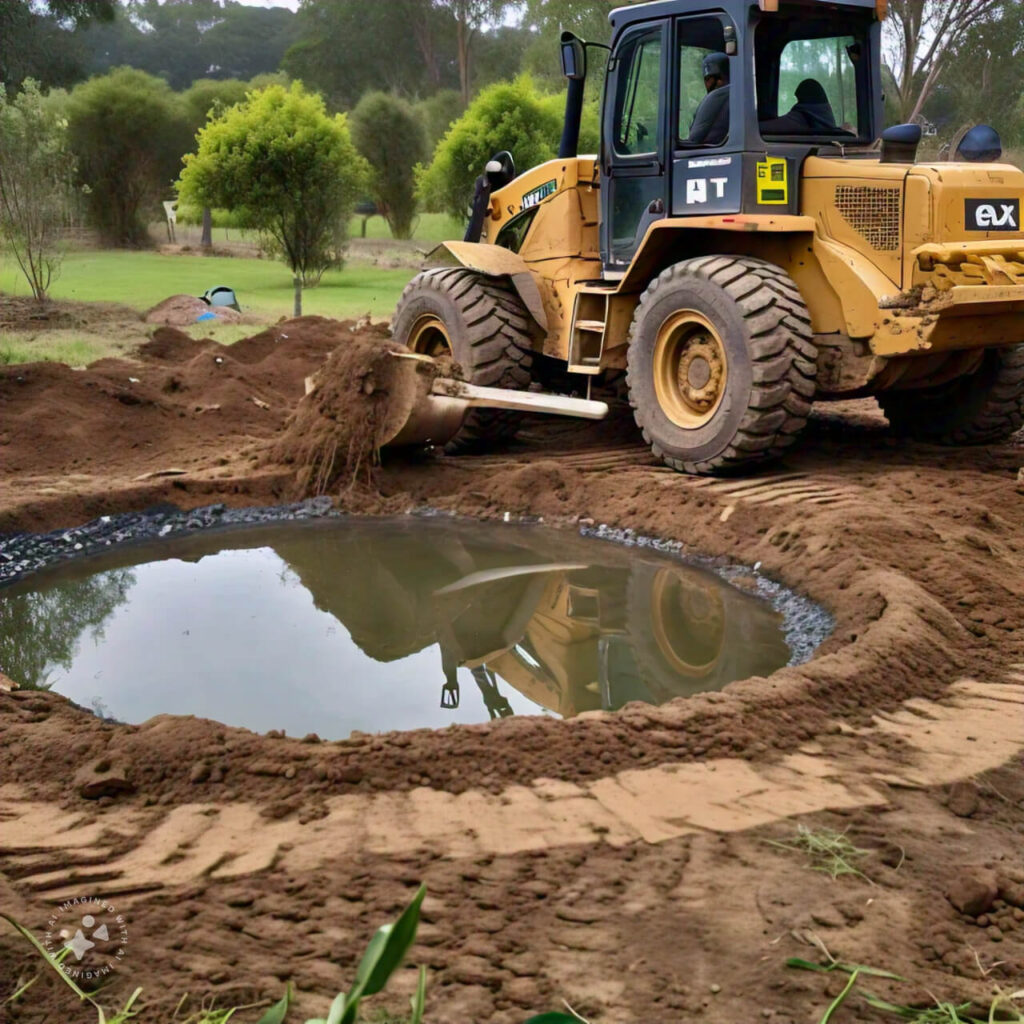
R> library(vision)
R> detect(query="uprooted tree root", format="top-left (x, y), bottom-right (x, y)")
top-left (269, 330), bottom-right (427, 496)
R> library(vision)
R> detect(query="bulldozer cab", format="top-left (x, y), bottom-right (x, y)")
top-left (602, 0), bottom-right (885, 270)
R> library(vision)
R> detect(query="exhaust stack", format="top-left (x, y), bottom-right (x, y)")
top-left (558, 32), bottom-right (587, 160)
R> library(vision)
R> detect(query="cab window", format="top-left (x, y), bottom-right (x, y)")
top-left (677, 17), bottom-right (730, 148)
top-left (613, 28), bottom-right (662, 157)
top-left (755, 6), bottom-right (870, 140)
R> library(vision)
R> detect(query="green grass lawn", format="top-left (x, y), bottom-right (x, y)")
top-left (0, 251), bottom-right (418, 321)
top-left (171, 212), bottom-right (464, 247)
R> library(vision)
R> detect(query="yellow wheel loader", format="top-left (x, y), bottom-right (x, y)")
top-left (391, 0), bottom-right (1024, 474)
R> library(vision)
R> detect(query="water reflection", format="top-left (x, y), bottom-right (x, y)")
top-left (0, 519), bottom-right (791, 733)
top-left (267, 521), bottom-right (789, 718)
top-left (0, 569), bottom-right (135, 690)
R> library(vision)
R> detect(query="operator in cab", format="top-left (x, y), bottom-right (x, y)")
top-left (685, 51), bottom-right (730, 146)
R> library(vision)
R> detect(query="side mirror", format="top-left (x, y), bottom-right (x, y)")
top-left (880, 123), bottom-right (921, 164)
top-left (560, 31), bottom-right (586, 81)
top-left (956, 125), bottom-right (1002, 163)
top-left (485, 150), bottom-right (516, 190)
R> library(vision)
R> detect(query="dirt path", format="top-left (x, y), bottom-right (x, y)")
top-left (1, 320), bottom-right (1023, 1023)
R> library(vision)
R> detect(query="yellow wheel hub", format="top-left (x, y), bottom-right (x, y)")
top-left (649, 568), bottom-right (725, 677)
top-left (653, 311), bottom-right (728, 429)
top-left (407, 314), bottom-right (453, 358)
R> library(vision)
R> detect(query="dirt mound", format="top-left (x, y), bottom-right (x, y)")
top-left (0, 318), bottom-right (374, 513)
top-left (227, 316), bottom-right (359, 365)
top-left (138, 326), bottom-right (216, 363)
top-left (144, 294), bottom-right (242, 326)
top-left (270, 326), bottom-right (427, 494)
top-left (0, 294), bottom-right (142, 332)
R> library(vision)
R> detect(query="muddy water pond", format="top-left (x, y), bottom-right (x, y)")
top-left (0, 518), bottom-right (805, 738)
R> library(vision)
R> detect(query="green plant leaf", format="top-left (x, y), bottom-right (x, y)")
top-left (821, 968), bottom-right (860, 1024)
top-left (324, 993), bottom-right (347, 1024)
top-left (0, 912), bottom-right (93, 1004)
top-left (409, 966), bottom-right (427, 1024)
top-left (254, 984), bottom-right (292, 1024)
top-left (354, 884), bottom-right (427, 998)
top-left (786, 958), bottom-right (903, 981)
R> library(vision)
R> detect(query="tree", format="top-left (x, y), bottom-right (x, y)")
top-left (417, 74), bottom-right (598, 220)
top-left (521, 0), bottom-right (611, 90)
top-left (884, 0), bottom-right (1006, 122)
top-left (179, 82), bottom-right (370, 310)
top-left (0, 81), bottom-right (75, 302)
top-left (0, 1), bottom-right (115, 92)
top-left (415, 90), bottom-right (466, 154)
top-left (934, 3), bottom-right (1024, 147)
top-left (350, 92), bottom-right (428, 240)
top-left (0, 569), bottom-right (135, 691)
top-left (284, 0), bottom-right (457, 110)
top-left (181, 77), bottom-right (249, 246)
top-left (434, 0), bottom-right (516, 104)
top-left (66, 67), bottom-right (190, 246)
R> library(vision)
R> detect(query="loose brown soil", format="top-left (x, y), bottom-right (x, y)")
top-left (1, 318), bottom-right (1023, 1023)
top-left (144, 295), bottom-right (243, 326)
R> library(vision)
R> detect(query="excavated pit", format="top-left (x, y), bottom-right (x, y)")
top-left (0, 517), bottom-right (829, 737)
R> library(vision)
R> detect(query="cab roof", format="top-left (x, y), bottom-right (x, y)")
top-left (609, 0), bottom-right (878, 32)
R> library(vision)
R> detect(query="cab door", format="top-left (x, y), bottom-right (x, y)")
top-left (601, 21), bottom-right (668, 273)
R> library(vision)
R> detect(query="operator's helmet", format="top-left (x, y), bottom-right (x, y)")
top-left (702, 52), bottom-right (730, 81)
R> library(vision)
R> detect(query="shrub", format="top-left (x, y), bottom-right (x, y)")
top-left (417, 75), bottom-right (598, 221)
top-left (350, 91), bottom-right (428, 240)
top-left (66, 67), bottom-right (190, 246)
top-left (179, 82), bottom-right (370, 289)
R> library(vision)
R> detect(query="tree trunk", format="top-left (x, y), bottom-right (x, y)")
top-left (293, 276), bottom-right (303, 318)
top-left (201, 206), bottom-right (213, 249)
top-left (457, 19), bottom-right (472, 105)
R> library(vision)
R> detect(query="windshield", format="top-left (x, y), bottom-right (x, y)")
top-left (755, 8), bottom-right (870, 141)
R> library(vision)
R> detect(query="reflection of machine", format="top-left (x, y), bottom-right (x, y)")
top-left (273, 522), bottom-right (789, 719)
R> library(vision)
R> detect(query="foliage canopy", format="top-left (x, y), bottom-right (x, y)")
top-left (0, 80), bottom-right (76, 301)
top-left (418, 75), bottom-right (599, 221)
top-left (179, 82), bottom-right (370, 285)
top-left (66, 66), bottom-right (189, 246)
top-left (350, 92), bottom-right (428, 240)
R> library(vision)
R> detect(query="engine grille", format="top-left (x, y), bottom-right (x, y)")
top-left (834, 186), bottom-right (902, 251)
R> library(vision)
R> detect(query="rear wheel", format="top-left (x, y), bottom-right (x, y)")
top-left (626, 256), bottom-right (816, 474)
top-left (392, 268), bottom-right (534, 453)
top-left (878, 345), bottom-right (1024, 445)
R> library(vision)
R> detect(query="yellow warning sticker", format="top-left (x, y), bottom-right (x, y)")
top-left (756, 157), bottom-right (789, 205)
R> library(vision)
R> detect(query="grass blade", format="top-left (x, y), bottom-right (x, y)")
top-left (787, 958), bottom-right (903, 981)
top-left (821, 968), bottom-right (860, 1024)
top-left (409, 966), bottom-right (427, 1024)
top-left (254, 984), bottom-right (292, 1024)
top-left (0, 911), bottom-right (94, 1005)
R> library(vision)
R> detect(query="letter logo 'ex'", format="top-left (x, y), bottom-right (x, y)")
top-left (965, 198), bottom-right (1020, 232)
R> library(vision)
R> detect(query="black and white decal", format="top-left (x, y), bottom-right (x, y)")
top-left (672, 155), bottom-right (740, 216)
top-left (965, 198), bottom-right (1020, 231)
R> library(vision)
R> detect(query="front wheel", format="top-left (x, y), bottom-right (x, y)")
top-left (626, 256), bottom-right (817, 475)
top-left (878, 345), bottom-right (1024, 445)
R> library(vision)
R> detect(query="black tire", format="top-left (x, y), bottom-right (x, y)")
top-left (392, 267), bottom-right (534, 453)
top-left (625, 256), bottom-right (816, 474)
top-left (878, 345), bottom-right (1024, 445)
